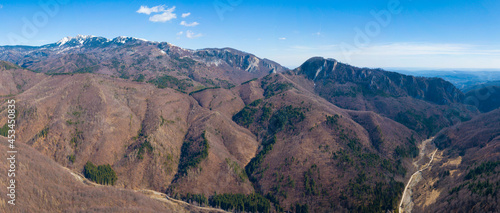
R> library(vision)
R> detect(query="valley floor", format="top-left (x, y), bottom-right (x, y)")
top-left (399, 137), bottom-right (438, 213)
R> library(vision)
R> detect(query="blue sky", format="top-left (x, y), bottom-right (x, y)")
top-left (1, 0), bottom-right (499, 69)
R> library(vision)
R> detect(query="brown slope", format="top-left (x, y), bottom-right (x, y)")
top-left (347, 110), bottom-right (418, 156)
top-left (235, 79), bottom-right (266, 105)
top-left (290, 57), bottom-right (478, 137)
top-left (0, 137), bottom-right (220, 213)
top-left (6, 72), bottom-right (190, 192)
top-left (221, 73), bottom-right (424, 212)
top-left (411, 109), bottom-right (500, 212)
top-left (190, 88), bottom-right (246, 119)
top-left (167, 109), bottom-right (258, 197)
top-left (0, 61), bottom-right (45, 96)
top-left (0, 66), bottom-right (258, 197)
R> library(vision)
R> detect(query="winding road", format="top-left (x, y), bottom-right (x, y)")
top-left (62, 167), bottom-right (229, 213)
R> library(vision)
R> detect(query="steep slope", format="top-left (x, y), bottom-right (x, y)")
top-left (0, 137), bottom-right (225, 212)
top-left (0, 65), bottom-right (257, 197)
top-left (409, 109), bottom-right (500, 212)
top-left (291, 57), bottom-right (478, 137)
top-left (295, 57), bottom-right (463, 104)
top-left (166, 103), bottom-right (259, 196)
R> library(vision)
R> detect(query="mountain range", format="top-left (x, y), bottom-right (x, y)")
top-left (0, 35), bottom-right (497, 213)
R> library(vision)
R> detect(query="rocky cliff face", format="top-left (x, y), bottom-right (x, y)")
top-left (193, 48), bottom-right (286, 74)
top-left (295, 57), bottom-right (464, 105)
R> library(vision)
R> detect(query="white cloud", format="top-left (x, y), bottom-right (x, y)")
top-left (149, 6), bottom-right (177, 22)
top-left (181, 12), bottom-right (191, 18)
top-left (313, 32), bottom-right (321, 36)
top-left (136, 5), bottom-right (165, 15)
top-left (279, 37), bottom-right (287, 40)
top-left (137, 5), bottom-right (177, 23)
top-left (180, 21), bottom-right (199, 27)
top-left (0, 5), bottom-right (3, 9)
top-left (186, 30), bottom-right (203, 39)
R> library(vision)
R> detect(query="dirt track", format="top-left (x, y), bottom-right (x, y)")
top-left (399, 137), bottom-right (438, 213)
top-left (63, 167), bottom-right (229, 213)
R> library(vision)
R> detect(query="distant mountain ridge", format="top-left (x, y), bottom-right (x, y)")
top-left (464, 83), bottom-right (500, 113)
top-left (393, 69), bottom-right (500, 92)
top-left (0, 37), bottom-right (477, 136)
top-left (295, 57), bottom-right (464, 105)
top-left (0, 35), bottom-right (466, 104)
top-left (0, 35), bottom-right (287, 89)
top-left (50, 35), bottom-right (148, 47)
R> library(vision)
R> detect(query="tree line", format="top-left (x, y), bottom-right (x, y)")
top-left (83, 161), bottom-right (117, 185)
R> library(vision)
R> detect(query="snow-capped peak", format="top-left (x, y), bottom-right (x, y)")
top-left (57, 37), bottom-right (71, 46)
top-left (56, 35), bottom-right (101, 46)
top-left (134, 37), bottom-right (148, 42)
top-left (75, 34), bottom-right (95, 39)
top-left (53, 35), bottom-right (151, 48)
top-left (112, 36), bottom-right (148, 44)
